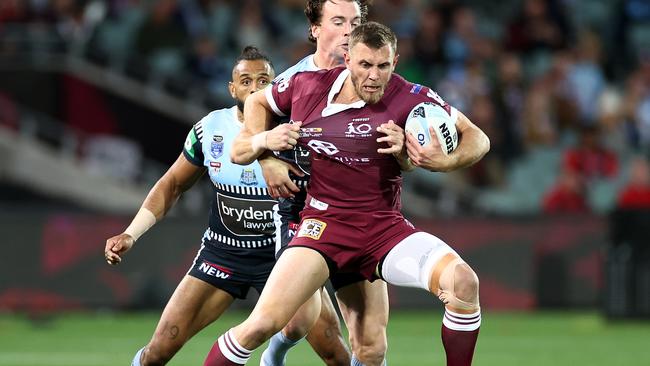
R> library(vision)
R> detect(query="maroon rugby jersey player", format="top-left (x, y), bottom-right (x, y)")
top-left (266, 66), bottom-right (452, 213)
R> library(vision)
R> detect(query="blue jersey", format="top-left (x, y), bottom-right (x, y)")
top-left (272, 54), bottom-right (320, 180)
top-left (183, 106), bottom-right (276, 251)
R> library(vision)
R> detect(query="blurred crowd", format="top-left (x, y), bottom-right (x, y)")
top-left (1, 0), bottom-right (650, 215)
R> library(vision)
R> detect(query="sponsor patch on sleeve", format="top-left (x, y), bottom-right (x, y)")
top-left (297, 219), bottom-right (327, 240)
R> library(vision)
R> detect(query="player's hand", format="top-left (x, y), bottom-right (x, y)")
top-left (104, 233), bottom-right (135, 265)
top-left (259, 156), bottom-right (304, 199)
top-left (266, 121), bottom-right (302, 151)
top-left (376, 120), bottom-right (405, 156)
top-left (406, 126), bottom-right (457, 172)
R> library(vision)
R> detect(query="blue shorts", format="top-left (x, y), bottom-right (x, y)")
top-left (188, 240), bottom-right (276, 299)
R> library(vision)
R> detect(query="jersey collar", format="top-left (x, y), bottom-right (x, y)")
top-left (322, 69), bottom-right (366, 117)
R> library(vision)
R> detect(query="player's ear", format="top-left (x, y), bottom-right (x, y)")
top-left (311, 24), bottom-right (320, 40)
top-left (228, 81), bottom-right (236, 99)
top-left (393, 53), bottom-right (400, 71)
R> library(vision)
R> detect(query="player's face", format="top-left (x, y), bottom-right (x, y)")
top-left (229, 59), bottom-right (274, 112)
top-left (346, 43), bottom-right (397, 104)
top-left (312, 0), bottom-right (362, 60)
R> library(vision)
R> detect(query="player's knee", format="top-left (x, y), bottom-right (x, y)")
top-left (282, 318), bottom-right (310, 341)
top-left (453, 263), bottom-right (479, 305)
top-left (246, 312), bottom-right (286, 344)
top-left (437, 260), bottom-right (480, 311)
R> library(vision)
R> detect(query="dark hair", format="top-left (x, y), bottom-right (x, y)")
top-left (349, 21), bottom-right (397, 53)
top-left (304, 0), bottom-right (371, 43)
top-left (233, 45), bottom-right (274, 71)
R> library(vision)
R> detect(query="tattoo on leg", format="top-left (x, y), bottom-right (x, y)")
top-left (162, 322), bottom-right (180, 340)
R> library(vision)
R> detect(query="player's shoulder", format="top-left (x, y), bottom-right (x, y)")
top-left (193, 106), bottom-right (237, 140)
top-left (297, 66), bottom-right (344, 84)
top-left (274, 54), bottom-right (318, 84)
top-left (387, 73), bottom-right (447, 106)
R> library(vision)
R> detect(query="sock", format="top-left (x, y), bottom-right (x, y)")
top-left (260, 331), bottom-right (301, 366)
top-left (441, 309), bottom-right (481, 366)
top-left (351, 354), bottom-right (387, 366)
top-left (204, 329), bottom-right (252, 366)
top-left (131, 347), bottom-right (144, 366)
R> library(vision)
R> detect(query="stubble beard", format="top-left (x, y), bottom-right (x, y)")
top-left (351, 73), bottom-right (384, 104)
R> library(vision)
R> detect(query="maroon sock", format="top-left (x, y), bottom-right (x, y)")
top-left (441, 310), bottom-right (481, 366)
top-left (203, 330), bottom-right (251, 366)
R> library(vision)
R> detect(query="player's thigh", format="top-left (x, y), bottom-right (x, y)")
top-left (380, 231), bottom-right (460, 292)
top-left (335, 280), bottom-right (389, 341)
top-left (153, 275), bottom-right (235, 344)
top-left (249, 247), bottom-right (330, 326)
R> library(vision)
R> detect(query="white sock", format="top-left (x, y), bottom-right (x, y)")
top-left (260, 332), bottom-right (301, 366)
top-left (131, 347), bottom-right (144, 366)
top-left (442, 309), bottom-right (481, 331)
top-left (351, 355), bottom-right (387, 366)
top-left (219, 329), bottom-right (253, 365)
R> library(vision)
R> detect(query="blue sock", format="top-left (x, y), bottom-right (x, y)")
top-left (131, 347), bottom-right (144, 366)
top-left (351, 355), bottom-right (387, 366)
top-left (260, 332), bottom-right (302, 366)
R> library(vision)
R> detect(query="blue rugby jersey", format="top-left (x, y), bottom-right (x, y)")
top-left (183, 106), bottom-right (276, 250)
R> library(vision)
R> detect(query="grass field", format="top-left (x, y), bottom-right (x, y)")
top-left (1, 310), bottom-right (649, 366)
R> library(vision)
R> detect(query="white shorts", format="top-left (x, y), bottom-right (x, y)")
top-left (380, 231), bottom-right (458, 291)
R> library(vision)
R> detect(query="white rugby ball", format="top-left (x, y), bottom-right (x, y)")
top-left (405, 102), bottom-right (459, 155)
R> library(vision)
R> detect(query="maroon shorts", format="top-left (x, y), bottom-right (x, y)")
top-left (288, 206), bottom-right (419, 281)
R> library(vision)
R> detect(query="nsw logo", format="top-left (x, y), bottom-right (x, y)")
top-left (297, 219), bottom-right (327, 240)
top-left (198, 260), bottom-right (232, 279)
top-left (210, 135), bottom-right (224, 159)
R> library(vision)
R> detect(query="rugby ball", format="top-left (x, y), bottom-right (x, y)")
top-left (405, 102), bottom-right (459, 155)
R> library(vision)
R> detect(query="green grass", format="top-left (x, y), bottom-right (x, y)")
top-left (0, 311), bottom-right (648, 365)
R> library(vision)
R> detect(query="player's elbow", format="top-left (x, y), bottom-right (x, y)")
top-left (230, 149), bottom-right (253, 165)
top-left (480, 131), bottom-right (490, 157)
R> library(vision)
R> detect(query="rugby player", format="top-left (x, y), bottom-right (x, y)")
top-left (206, 22), bottom-right (490, 366)
top-left (103, 46), bottom-right (347, 366)
top-left (231, 1), bottom-right (391, 365)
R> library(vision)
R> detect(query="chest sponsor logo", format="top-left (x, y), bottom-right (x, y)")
top-left (198, 260), bottom-right (232, 279)
top-left (308, 140), bottom-right (339, 155)
top-left (217, 193), bottom-right (276, 236)
top-left (297, 219), bottom-right (327, 240)
top-left (345, 122), bottom-right (373, 138)
top-left (239, 168), bottom-right (258, 186)
top-left (209, 161), bottom-right (221, 174)
top-left (210, 135), bottom-right (224, 159)
top-left (299, 127), bottom-right (323, 138)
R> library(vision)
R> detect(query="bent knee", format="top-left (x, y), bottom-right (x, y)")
top-left (453, 263), bottom-right (479, 304)
top-left (245, 313), bottom-right (286, 344)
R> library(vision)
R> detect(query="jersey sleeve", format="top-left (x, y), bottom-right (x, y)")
top-left (399, 83), bottom-right (458, 124)
top-left (265, 72), bottom-right (302, 117)
top-left (182, 121), bottom-right (205, 167)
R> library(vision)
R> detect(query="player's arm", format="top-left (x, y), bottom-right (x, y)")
top-left (406, 111), bottom-right (489, 172)
top-left (231, 89), bottom-right (301, 165)
top-left (104, 154), bottom-right (205, 265)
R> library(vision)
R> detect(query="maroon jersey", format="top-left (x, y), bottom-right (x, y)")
top-left (265, 66), bottom-right (452, 212)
